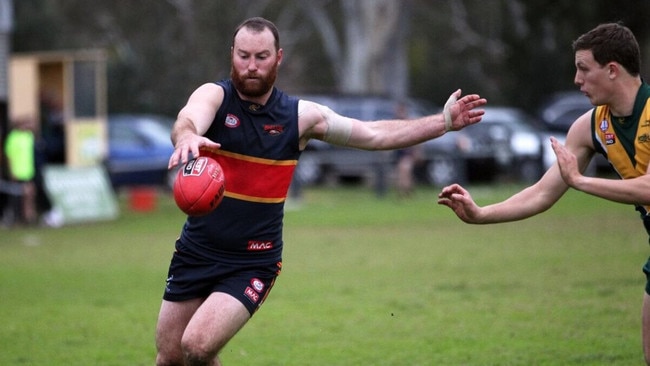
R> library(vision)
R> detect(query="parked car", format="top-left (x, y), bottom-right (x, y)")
top-left (415, 115), bottom-right (507, 186)
top-left (536, 91), bottom-right (608, 174)
top-left (477, 106), bottom-right (545, 183)
top-left (105, 114), bottom-right (176, 189)
top-left (293, 95), bottom-right (509, 187)
top-left (415, 106), bottom-right (547, 185)
top-left (538, 91), bottom-right (593, 132)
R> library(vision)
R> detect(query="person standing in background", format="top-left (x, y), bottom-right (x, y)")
top-left (4, 116), bottom-right (37, 225)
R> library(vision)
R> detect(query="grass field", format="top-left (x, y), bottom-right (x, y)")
top-left (1, 184), bottom-right (648, 365)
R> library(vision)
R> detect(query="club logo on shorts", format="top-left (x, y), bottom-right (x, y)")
top-left (251, 278), bottom-right (265, 293)
top-left (244, 286), bottom-right (259, 303)
top-left (247, 240), bottom-right (273, 251)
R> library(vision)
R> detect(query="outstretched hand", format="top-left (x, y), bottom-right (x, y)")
top-left (443, 89), bottom-right (487, 132)
top-left (550, 136), bottom-right (581, 187)
top-left (168, 134), bottom-right (221, 170)
top-left (437, 183), bottom-right (482, 224)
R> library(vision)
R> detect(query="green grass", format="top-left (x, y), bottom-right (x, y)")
top-left (0, 184), bottom-right (648, 365)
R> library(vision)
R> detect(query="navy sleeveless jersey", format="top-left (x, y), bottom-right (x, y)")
top-left (177, 79), bottom-right (301, 263)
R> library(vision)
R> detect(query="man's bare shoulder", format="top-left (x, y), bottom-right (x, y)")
top-left (186, 83), bottom-right (225, 108)
top-left (565, 107), bottom-right (597, 150)
top-left (298, 99), bottom-right (329, 124)
top-left (297, 99), bottom-right (334, 142)
top-left (194, 82), bottom-right (224, 96)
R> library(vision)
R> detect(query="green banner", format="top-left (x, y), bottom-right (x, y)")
top-left (43, 164), bottom-right (119, 225)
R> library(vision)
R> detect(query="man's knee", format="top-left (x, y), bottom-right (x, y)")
top-left (181, 334), bottom-right (222, 366)
top-left (155, 350), bottom-right (185, 366)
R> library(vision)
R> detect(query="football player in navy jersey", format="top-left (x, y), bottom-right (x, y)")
top-left (157, 16), bottom-right (486, 366)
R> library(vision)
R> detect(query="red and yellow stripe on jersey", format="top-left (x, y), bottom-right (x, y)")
top-left (204, 149), bottom-right (297, 203)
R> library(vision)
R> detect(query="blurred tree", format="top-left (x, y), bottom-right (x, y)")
top-left (10, 0), bottom-right (650, 116)
top-left (299, 0), bottom-right (410, 97)
top-left (409, 0), bottom-right (650, 110)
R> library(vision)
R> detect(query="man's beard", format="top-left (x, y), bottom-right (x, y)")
top-left (231, 64), bottom-right (278, 99)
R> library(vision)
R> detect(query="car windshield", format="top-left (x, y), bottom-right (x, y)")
top-left (110, 115), bottom-right (173, 146)
top-left (136, 118), bottom-right (173, 145)
top-left (482, 108), bottom-right (540, 132)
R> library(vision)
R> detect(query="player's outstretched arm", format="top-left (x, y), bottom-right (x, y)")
top-left (168, 83), bottom-right (223, 169)
top-left (299, 90), bottom-right (487, 151)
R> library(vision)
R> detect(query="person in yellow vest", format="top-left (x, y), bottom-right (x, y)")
top-left (438, 22), bottom-right (650, 364)
top-left (4, 116), bottom-right (37, 225)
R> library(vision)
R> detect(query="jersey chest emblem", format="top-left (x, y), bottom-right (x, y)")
top-left (599, 119), bottom-right (609, 132)
top-left (264, 124), bottom-right (284, 136)
top-left (225, 114), bottom-right (240, 128)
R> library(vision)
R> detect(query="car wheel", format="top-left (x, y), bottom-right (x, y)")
top-left (294, 153), bottom-right (322, 185)
top-left (424, 155), bottom-right (465, 187)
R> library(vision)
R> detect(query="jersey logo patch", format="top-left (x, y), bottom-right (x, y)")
top-left (225, 114), bottom-right (240, 128)
top-left (605, 133), bottom-right (616, 145)
top-left (599, 119), bottom-right (609, 132)
top-left (264, 124), bottom-right (284, 136)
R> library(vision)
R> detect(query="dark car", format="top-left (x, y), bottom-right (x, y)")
top-left (106, 114), bottom-right (176, 189)
top-left (416, 112), bottom-right (510, 186)
top-left (415, 107), bottom-right (546, 185)
top-left (536, 91), bottom-right (608, 174)
top-left (478, 107), bottom-right (545, 183)
top-left (293, 95), bottom-right (508, 187)
top-left (538, 91), bottom-right (593, 132)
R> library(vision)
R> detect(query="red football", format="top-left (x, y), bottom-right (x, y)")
top-left (173, 156), bottom-right (226, 216)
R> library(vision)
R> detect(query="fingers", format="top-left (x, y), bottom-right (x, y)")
top-left (168, 138), bottom-right (221, 170)
top-left (168, 151), bottom-right (181, 170)
top-left (460, 95), bottom-right (488, 109)
top-left (549, 137), bottom-right (566, 156)
top-left (438, 183), bottom-right (466, 199)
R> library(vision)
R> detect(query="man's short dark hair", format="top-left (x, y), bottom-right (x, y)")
top-left (232, 17), bottom-right (280, 51)
top-left (573, 22), bottom-right (641, 76)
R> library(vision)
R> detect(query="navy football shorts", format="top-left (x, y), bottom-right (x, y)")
top-left (163, 241), bottom-right (282, 315)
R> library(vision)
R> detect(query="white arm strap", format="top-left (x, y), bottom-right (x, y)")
top-left (443, 93), bottom-right (457, 132)
top-left (320, 105), bottom-right (353, 146)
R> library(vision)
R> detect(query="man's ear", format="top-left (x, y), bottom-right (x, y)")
top-left (607, 62), bottom-right (619, 80)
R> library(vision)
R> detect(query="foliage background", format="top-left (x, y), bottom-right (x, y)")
top-left (10, 0), bottom-right (650, 117)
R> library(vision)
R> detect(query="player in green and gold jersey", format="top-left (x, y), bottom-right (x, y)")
top-left (438, 22), bottom-right (650, 364)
